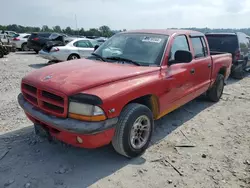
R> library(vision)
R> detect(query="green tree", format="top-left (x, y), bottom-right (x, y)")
top-left (99, 25), bottom-right (112, 37)
top-left (64, 26), bottom-right (73, 35)
top-left (53, 25), bottom-right (62, 33)
top-left (42, 25), bottom-right (51, 32)
top-left (79, 28), bottom-right (85, 36)
top-left (85, 28), bottom-right (101, 37)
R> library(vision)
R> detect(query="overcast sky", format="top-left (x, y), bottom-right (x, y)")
top-left (1, 0), bottom-right (250, 30)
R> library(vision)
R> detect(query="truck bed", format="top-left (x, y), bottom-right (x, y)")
top-left (210, 51), bottom-right (229, 55)
top-left (210, 52), bottom-right (232, 82)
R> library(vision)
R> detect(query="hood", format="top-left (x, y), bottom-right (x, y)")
top-left (23, 59), bottom-right (160, 96)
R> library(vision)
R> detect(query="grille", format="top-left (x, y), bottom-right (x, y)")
top-left (21, 83), bottom-right (68, 117)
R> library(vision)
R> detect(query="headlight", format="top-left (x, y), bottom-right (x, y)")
top-left (68, 102), bottom-right (106, 121)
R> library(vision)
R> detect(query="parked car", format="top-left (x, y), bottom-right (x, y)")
top-left (27, 32), bottom-right (68, 53)
top-left (95, 37), bottom-right (108, 45)
top-left (205, 32), bottom-right (250, 79)
top-left (0, 30), bottom-right (18, 38)
top-left (38, 38), bottom-right (98, 62)
top-left (18, 29), bottom-right (232, 158)
top-left (11, 33), bottom-right (30, 51)
top-left (0, 33), bottom-right (10, 44)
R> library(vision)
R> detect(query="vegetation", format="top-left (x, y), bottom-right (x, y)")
top-left (0, 24), bottom-right (250, 37)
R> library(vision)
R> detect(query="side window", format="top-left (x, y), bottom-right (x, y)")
top-left (24, 35), bottom-right (30, 38)
top-left (74, 40), bottom-right (92, 48)
top-left (87, 40), bottom-right (94, 48)
top-left (191, 37), bottom-right (205, 58)
top-left (200, 37), bottom-right (208, 56)
top-left (170, 35), bottom-right (190, 61)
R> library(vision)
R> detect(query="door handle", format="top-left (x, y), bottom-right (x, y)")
top-left (208, 63), bottom-right (211, 68)
top-left (190, 68), bottom-right (195, 74)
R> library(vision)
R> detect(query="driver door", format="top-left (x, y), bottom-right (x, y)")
top-left (159, 35), bottom-right (196, 114)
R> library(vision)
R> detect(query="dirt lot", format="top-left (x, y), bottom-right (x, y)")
top-left (0, 52), bottom-right (250, 188)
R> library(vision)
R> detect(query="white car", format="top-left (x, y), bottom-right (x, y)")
top-left (11, 33), bottom-right (30, 51)
top-left (38, 38), bottom-right (98, 62)
top-left (0, 34), bottom-right (9, 44)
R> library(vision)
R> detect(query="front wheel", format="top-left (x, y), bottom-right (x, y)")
top-left (112, 103), bottom-right (153, 158)
top-left (207, 74), bottom-right (225, 102)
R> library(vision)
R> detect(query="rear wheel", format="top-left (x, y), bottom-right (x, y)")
top-left (207, 74), bottom-right (225, 102)
top-left (34, 50), bottom-right (39, 54)
top-left (112, 103), bottom-right (153, 158)
top-left (0, 49), bottom-right (3, 58)
top-left (68, 54), bottom-right (80, 60)
top-left (21, 43), bottom-right (29, 51)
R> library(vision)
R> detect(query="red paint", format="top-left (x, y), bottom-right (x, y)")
top-left (20, 29), bottom-right (232, 149)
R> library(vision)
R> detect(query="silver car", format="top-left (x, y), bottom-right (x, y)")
top-left (38, 38), bottom-right (98, 62)
top-left (11, 33), bottom-right (30, 51)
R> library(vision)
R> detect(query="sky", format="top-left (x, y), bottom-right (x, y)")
top-left (1, 0), bottom-right (250, 30)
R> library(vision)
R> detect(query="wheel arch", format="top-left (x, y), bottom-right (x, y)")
top-left (67, 53), bottom-right (80, 60)
top-left (126, 94), bottom-right (160, 120)
top-left (218, 66), bottom-right (227, 77)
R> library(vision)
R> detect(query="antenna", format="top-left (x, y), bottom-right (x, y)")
top-left (75, 14), bottom-right (80, 38)
top-left (75, 14), bottom-right (81, 57)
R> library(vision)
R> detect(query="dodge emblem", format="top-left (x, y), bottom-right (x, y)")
top-left (44, 75), bottom-right (52, 80)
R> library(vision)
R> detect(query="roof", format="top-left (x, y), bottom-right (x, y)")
top-left (205, 32), bottom-right (237, 36)
top-left (124, 29), bottom-right (202, 36)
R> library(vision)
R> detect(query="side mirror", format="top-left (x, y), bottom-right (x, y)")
top-left (94, 45), bottom-right (99, 51)
top-left (174, 50), bottom-right (193, 63)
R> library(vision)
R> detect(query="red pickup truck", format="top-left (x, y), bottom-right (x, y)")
top-left (18, 29), bottom-right (232, 158)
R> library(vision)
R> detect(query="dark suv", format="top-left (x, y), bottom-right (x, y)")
top-left (27, 32), bottom-right (66, 53)
top-left (205, 32), bottom-right (250, 79)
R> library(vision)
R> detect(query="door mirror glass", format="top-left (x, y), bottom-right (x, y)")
top-left (174, 50), bottom-right (193, 63)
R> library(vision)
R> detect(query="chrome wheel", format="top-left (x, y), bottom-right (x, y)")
top-left (71, 55), bottom-right (78, 60)
top-left (130, 115), bottom-right (151, 149)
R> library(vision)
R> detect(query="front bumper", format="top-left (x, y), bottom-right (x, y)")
top-left (18, 93), bottom-right (117, 148)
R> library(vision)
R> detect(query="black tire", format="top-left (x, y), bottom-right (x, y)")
top-left (112, 103), bottom-right (154, 158)
top-left (231, 61), bottom-right (247, 79)
top-left (34, 50), bottom-right (39, 54)
top-left (67, 54), bottom-right (80, 60)
top-left (21, 43), bottom-right (29, 51)
top-left (207, 74), bottom-right (225, 102)
top-left (0, 50), bottom-right (3, 58)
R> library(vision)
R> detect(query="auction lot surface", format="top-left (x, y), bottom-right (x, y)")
top-left (0, 52), bottom-right (250, 188)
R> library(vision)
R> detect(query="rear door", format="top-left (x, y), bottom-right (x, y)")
top-left (74, 40), bottom-right (94, 58)
top-left (189, 36), bottom-right (212, 93)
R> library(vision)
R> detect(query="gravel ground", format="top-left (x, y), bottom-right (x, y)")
top-left (0, 52), bottom-right (250, 188)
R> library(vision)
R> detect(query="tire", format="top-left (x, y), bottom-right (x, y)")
top-left (231, 62), bottom-right (246, 80)
top-left (207, 74), bottom-right (225, 102)
top-left (21, 43), bottom-right (29, 51)
top-left (34, 50), bottom-right (39, 54)
top-left (67, 54), bottom-right (80, 60)
top-left (0, 50), bottom-right (3, 58)
top-left (112, 103), bottom-right (154, 158)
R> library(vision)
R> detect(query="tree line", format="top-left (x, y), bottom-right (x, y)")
top-left (0, 24), bottom-right (123, 37)
top-left (0, 24), bottom-right (250, 37)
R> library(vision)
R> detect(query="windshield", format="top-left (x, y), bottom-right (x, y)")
top-left (206, 35), bottom-right (239, 53)
top-left (94, 33), bottom-right (168, 66)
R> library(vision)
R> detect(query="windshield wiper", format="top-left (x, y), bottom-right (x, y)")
top-left (91, 53), bottom-right (105, 62)
top-left (106, 56), bottom-right (141, 66)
